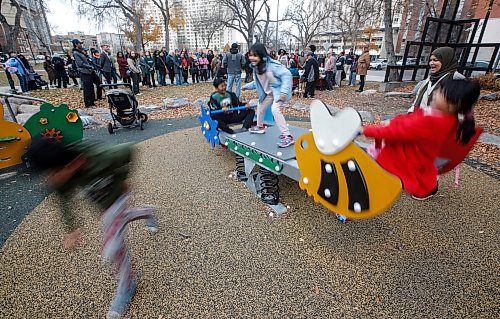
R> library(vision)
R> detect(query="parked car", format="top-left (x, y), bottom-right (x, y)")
top-left (370, 59), bottom-right (387, 70)
top-left (466, 60), bottom-right (491, 69)
top-left (396, 58), bottom-right (418, 66)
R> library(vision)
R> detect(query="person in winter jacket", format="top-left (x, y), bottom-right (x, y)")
top-left (127, 51), bottom-right (142, 94)
top-left (166, 51), bottom-right (176, 84)
top-left (298, 51), bottom-right (307, 69)
top-left (43, 56), bottom-right (56, 86)
top-left (173, 50), bottom-right (182, 85)
top-left (52, 54), bottom-right (69, 88)
top-left (139, 53), bottom-right (151, 87)
top-left (99, 44), bottom-right (117, 86)
top-left (155, 51), bottom-right (167, 86)
top-left (181, 51), bottom-right (189, 84)
top-left (66, 53), bottom-right (79, 86)
top-left (142, 51), bottom-right (156, 87)
top-left (356, 46), bottom-right (371, 92)
top-left (362, 78), bottom-right (480, 200)
top-left (188, 54), bottom-right (200, 84)
top-left (324, 52), bottom-right (335, 91)
top-left (117, 52), bottom-right (130, 84)
top-left (349, 55), bottom-right (358, 86)
top-left (242, 43), bottom-right (294, 148)
top-left (5, 51), bottom-right (29, 93)
top-left (335, 51), bottom-right (346, 87)
top-left (206, 50), bottom-right (215, 79)
top-left (211, 54), bottom-right (221, 79)
top-left (222, 43), bottom-right (245, 97)
top-left (72, 39), bottom-right (101, 107)
top-left (198, 53), bottom-right (209, 82)
top-left (208, 77), bottom-right (255, 134)
top-left (301, 51), bottom-right (319, 98)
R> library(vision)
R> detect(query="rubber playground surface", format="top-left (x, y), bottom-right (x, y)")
top-left (1, 124), bottom-right (499, 318)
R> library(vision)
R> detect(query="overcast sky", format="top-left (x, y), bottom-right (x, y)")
top-left (47, 0), bottom-right (288, 36)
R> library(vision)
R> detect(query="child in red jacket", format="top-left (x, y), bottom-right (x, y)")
top-left (362, 78), bottom-right (480, 199)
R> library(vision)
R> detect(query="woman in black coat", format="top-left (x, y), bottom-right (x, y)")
top-left (52, 55), bottom-right (69, 88)
top-left (155, 51), bottom-right (167, 86)
top-left (206, 50), bottom-right (214, 79)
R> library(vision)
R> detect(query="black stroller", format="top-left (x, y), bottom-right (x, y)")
top-left (101, 83), bottom-right (148, 134)
top-left (28, 71), bottom-right (49, 90)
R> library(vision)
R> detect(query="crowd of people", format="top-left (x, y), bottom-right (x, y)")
top-left (3, 40), bottom-right (375, 106)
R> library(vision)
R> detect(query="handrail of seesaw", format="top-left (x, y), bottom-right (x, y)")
top-left (209, 104), bottom-right (257, 115)
top-left (0, 92), bottom-right (49, 124)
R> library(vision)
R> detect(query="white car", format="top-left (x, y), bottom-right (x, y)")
top-left (370, 59), bottom-right (387, 70)
top-left (396, 58), bottom-right (418, 66)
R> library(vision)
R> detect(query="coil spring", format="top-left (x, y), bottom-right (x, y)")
top-left (259, 166), bottom-right (279, 205)
top-left (235, 155), bottom-right (247, 181)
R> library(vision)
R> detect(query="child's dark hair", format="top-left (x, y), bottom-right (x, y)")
top-left (249, 43), bottom-right (268, 75)
top-left (26, 137), bottom-right (80, 171)
top-left (213, 77), bottom-right (225, 88)
top-left (440, 78), bottom-right (481, 144)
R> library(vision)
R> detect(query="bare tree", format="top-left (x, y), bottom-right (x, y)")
top-left (190, 7), bottom-right (226, 49)
top-left (23, 0), bottom-right (52, 54)
top-left (76, 0), bottom-right (143, 51)
top-left (333, 0), bottom-right (382, 51)
top-left (151, 0), bottom-right (172, 50)
top-left (219, 0), bottom-right (269, 48)
top-left (255, 2), bottom-right (271, 46)
top-left (284, 0), bottom-right (333, 49)
top-left (0, 0), bottom-right (23, 52)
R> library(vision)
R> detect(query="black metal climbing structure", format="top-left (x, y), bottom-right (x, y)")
top-left (385, 0), bottom-right (500, 82)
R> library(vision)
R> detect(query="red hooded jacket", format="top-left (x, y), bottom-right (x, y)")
top-left (363, 109), bottom-right (457, 197)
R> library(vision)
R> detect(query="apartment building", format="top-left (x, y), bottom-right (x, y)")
top-left (142, 0), bottom-right (230, 51)
top-left (0, 0), bottom-right (51, 54)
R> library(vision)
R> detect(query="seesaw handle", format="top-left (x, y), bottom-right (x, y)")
top-left (210, 104), bottom-right (257, 115)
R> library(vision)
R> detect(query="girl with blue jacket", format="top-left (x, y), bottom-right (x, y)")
top-left (242, 43), bottom-right (294, 148)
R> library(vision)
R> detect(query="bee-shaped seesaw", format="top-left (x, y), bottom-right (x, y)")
top-left (295, 100), bottom-right (402, 220)
top-left (199, 98), bottom-right (481, 219)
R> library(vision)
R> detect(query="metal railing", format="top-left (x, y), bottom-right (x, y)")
top-left (1, 92), bottom-right (48, 124)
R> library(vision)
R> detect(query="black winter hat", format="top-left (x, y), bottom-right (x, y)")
top-left (231, 43), bottom-right (238, 49)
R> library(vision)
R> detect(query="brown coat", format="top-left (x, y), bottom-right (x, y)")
top-left (357, 52), bottom-right (371, 75)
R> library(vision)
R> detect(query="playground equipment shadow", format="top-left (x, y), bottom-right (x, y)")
top-left (1, 125), bottom-right (499, 318)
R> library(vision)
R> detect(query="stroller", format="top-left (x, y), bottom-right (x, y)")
top-left (28, 71), bottom-right (49, 90)
top-left (101, 83), bottom-right (148, 134)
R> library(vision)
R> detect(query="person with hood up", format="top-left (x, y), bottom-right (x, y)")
top-left (222, 43), bottom-right (246, 97)
top-left (52, 54), bottom-right (69, 88)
